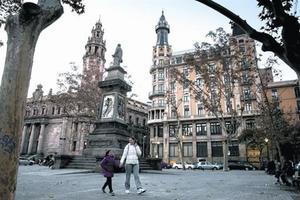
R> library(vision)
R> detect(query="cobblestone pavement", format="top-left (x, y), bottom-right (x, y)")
top-left (16, 165), bottom-right (300, 200)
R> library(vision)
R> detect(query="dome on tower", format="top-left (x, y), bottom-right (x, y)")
top-left (156, 10), bottom-right (170, 33)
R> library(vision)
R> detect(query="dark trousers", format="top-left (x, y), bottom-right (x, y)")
top-left (102, 177), bottom-right (113, 192)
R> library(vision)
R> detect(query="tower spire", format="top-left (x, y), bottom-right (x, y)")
top-left (155, 10), bottom-right (170, 45)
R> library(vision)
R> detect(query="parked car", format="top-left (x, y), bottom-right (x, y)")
top-left (228, 160), bottom-right (257, 170)
top-left (172, 162), bottom-right (195, 169)
top-left (172, 162), bottom-right (183, 169)
top-left (161, 161), bottom-right (172, 169)
top-left (196, 161), bottom-right (222, 170)
top-left (185, 162), bottom-right (196, 169)
top-left (19, 158), bottom-right (34, 166)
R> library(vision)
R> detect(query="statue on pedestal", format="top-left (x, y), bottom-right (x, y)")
top-left (112, 44), bottom-right (123, 66)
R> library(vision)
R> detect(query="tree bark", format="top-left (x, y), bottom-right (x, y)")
top-left (0, 1), bottom-right (63, 199)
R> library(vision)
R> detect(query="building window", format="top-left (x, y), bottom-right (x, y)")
top-left (25, 110), bottom-right (30, 116)
top-left (158, 70), bottom-right (164, 80)
top-left (72, 141), bottom-right (77, 151)
top-left (153, 73), bottom-right (156, 82)
top-left (143, 119), bottom-right (146, 127)
top-left (41, 107), bottom-right (46, 115)
top-left (153, 127), bottom-right (157, 137)
top-left (225, 121), bottom-right (236, 134)
top-left (153, 85), bottom-right (157, 92)
top-left (74, 123), bottom-right (78, 132)
top-left (183, 142), bottom-right (193, 157)
top-left (210, 122), bottom-right (221, 135)
top-left (244, 102), bottom-right (252, 112)
top-left (241, 57), bottom-right (249, 69)
top-left (297, 100), bottom-right (300, 112)
top-left (158, 126), bottom-right (164, 137)
top-left (229, 141), bottom-right (239, 156)
top-left (195, 78), bottom-right (204, 88)
top-left (243, 87), bottom-right (251, 99)
top-left (158, 84), bottom-right (164, 92)
top-left (197, 142), bottom-right (208, 157)
top-left (295, 87), bottom-right (300, 98)
top-left (208, 63), bottom-right (216, 74)
top-left (272, 88), bottom-right (278, 98)
top-left (211, 141), bottom-right (223, 157)
top-left (176, 56), bottom-right (182, 64)
top-left (197, 105), bottom-right (205, 116)
top-left (183, 79), bottom-right (189, 90)
top-left (183, 95), bottom-right (189, 102)
top-left (57, 107), bottom-right (61, 115)
top-left (158, 143), bottom-right (163, 158)
top-left (33, 108), bottom-right (38, 115)
top-left (129, 115), bottom-right (133, 124)
top-left (135, 117), bottom-right (139, 126)
top-left (159, 59), bottom-right (163, 66)
top-left (170, 81), bottom-right (176, 92)
top-left (242, 71), bottom-right (249, 83)
top-left (184, 106), bottom-right (190, 117)
top-left (169, 143), bottom-right (178, 157)
top-left (183, 67), bottom-right (189, 77)
top-left (196, 123), bottom-right (207, 136)
top-left (224, 75), bottom-right (230, 85)
top-left (246, 119), bottom-right (255, 129)
top-left (52, 107), bottom-right (55, 115)
top-left (158, 99), bottom-right (165, 106)
top-left (169, 125), bottom-right (177, 137)
top-left (182, 124), bottom-right (193, 136)
top-left (171, 109), bottom-right (177, 119)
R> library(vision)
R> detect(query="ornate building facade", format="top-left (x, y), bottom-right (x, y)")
top-left (148, 12), bottom-right (264, 164)
top-left (20, 19), bottom-right (149, 158)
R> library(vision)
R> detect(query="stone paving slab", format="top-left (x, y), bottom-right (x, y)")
top-left (16, 165), bottom-right (300, 200)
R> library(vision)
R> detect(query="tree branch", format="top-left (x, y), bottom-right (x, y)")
top-left (272, 0), bottom-right (288, 25)
top-left (38, 0), bottom-right (64, 30)
top-left (195, 0), bottom-right (291, 67)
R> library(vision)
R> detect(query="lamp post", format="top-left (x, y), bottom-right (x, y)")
top-left (264, 138), bottom-right (269, 161)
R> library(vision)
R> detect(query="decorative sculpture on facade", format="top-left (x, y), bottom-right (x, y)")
top-left (32, 84), bottom-right (44, 102)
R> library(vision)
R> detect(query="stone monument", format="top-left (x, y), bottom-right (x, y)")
top-left (84, 44), bottom-right (132, 158)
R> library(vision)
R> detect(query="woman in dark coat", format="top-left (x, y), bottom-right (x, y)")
top-left (100, 150), bottom-right (116, 196)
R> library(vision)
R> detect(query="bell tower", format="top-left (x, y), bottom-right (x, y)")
top-left (83, 19), bottom-right (106, 82)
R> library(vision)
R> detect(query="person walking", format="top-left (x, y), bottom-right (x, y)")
top-left (119, 136), bottom-right (146, 194)
top-left (100, 150), bottom-right (116, 196)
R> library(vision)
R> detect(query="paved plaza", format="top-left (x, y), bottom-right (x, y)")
top-left (16, 165), bottom-right (300, 200)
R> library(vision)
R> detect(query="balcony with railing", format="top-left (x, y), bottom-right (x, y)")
top-left (149, 103), bottom-right (166, 110)
top-left (240, 94), bottom-right (256, 101)
top-left (148, 90), bottom-right (165, 99)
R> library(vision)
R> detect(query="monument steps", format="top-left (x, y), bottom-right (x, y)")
top-left (65, 156), bottom-right (96, 170)
top-left (64, 156), bottom-right (154, 171)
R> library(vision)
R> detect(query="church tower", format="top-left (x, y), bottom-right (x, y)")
top-left (83, 19), bottom-right (106, 82)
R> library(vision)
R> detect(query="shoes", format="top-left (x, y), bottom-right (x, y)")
top-left (102, 188), bottom-right (106, 193)
top-left (125, 190), bottom-right (130, 194)
top-left (137, 188), bottom-right (146, 194)
top-left (109, 192), bottom-right (115, 196)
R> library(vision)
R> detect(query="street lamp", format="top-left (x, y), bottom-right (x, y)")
top-left (264, 138), bottom-right (269, 161)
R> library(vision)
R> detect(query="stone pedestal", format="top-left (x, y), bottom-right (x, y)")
top-left (84, 64), bottom-right (132, 159)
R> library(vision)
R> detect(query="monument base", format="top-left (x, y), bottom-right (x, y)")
top-left (83, 121), bottom-right (129, 158)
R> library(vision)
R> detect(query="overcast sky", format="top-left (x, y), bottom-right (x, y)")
top-left (0, 0), bottom-right (298, 103)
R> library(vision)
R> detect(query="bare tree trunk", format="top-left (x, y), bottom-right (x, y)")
top-left (176, 121), bottom-right (185, 170)
top-left (223, 138), bottom-right (229, 171)
top-left (0, 1), bottom-right (63, 199)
